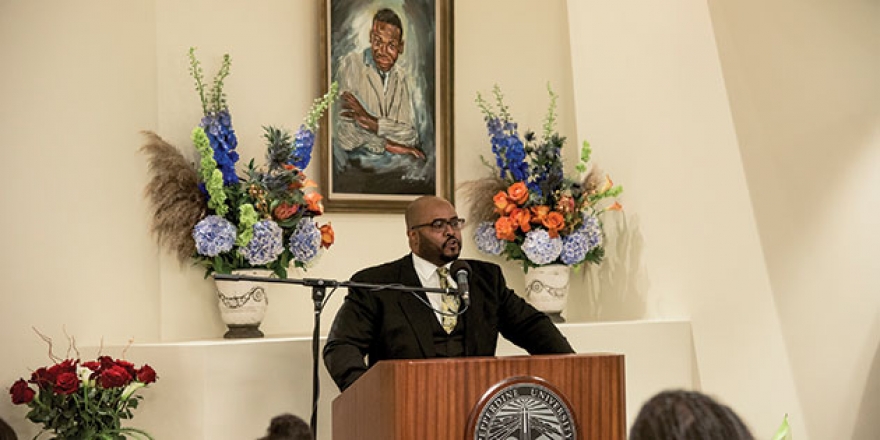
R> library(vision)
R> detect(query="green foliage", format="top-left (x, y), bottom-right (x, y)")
top-left (771, 414), bottom-right (792, 440)
top-left (187, 47), bottom-right (207, 115)
top-left (188, 47), bottom-right (232, 115)
top-left (542, 83), bottom-right (558, 140)
top-left (235, 204), bottom-right (258, 247)
top-left (304, 82), bottom-right (339, 131)
top-left (210, 54), bottom-right (232, 113)
top-left (576, 140), bottom-right (592, 174)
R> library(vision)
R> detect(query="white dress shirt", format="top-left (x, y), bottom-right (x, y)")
top-left (411, 253), bottom-right (457, 325)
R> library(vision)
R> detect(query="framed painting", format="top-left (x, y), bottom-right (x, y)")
top-left (320, 0), bottom-right (453, 212)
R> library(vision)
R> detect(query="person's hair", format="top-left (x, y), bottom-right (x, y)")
top-left (0, 416), bottom-right (17, 440)
top-left (629, 390), bottom-right (754, 440)
top-left (373, 8), bottom-right (403, 40)
top-left (258, 413), bottom-right (312, 440)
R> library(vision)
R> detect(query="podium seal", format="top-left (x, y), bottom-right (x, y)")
top-left (468, 376), bottom-right (577, 440)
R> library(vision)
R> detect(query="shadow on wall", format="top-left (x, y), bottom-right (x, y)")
top-left (575, 213), bottom-right (649, 321)
top-left (850, 324), bottom-right (880, 440)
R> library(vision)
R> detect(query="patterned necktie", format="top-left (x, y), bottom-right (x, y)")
top-left (437, 267), bottom-right (459, 334)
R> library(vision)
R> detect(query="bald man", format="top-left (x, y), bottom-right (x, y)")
top-left (323, 196), bottom-right (574, 391)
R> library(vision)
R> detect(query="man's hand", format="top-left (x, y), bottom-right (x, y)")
top-left (340, 91), bottom-right (379, 133)
top-left (385, 140), bottom-right (426, 160)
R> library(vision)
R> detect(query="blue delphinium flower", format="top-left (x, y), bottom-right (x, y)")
top-left (474, 222), bottom-right (504, 255)
top-left (201, 109), bottom-right (240, 186)
top-left (505, 137), bottom-right (529, 181)
top-left (521, 229), bottom-right (563, 265)
top-left (289, 218), bottom-right (322, 263)
top-left (290, 126), bottom-right (316, 170)
top-left (486, 117), bottom-right (528, 182)
top-left (239, 220), bottom-right (284, 265)
top-left (193, 215), bottom-right (237, 257)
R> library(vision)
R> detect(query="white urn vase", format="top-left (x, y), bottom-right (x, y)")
top-left (213, 269), bottom-right (272, 338)
top-left (523, 264), bottom-right (570, 323)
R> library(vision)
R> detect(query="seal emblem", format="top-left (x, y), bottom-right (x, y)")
top-left (471, 377), bottom-right (577, 440)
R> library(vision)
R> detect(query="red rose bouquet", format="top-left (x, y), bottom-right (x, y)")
top-left (9, 356), bottom-right (157, 439)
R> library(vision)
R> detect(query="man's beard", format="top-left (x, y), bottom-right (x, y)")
top-left (439, 237), bottom-right (461, 262)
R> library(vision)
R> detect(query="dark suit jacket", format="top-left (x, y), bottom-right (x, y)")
top-left (323, 255), bottom-right (574, 391)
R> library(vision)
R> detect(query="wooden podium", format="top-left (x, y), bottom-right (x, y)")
top-left (331, 353), bottom-right (625, 439)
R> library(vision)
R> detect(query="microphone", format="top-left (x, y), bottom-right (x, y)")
top-left (450, 260), bottom-right (472, 308)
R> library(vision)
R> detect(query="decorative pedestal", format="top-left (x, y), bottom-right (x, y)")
top-left (524, 264), bottom-right (570, 323)
top-left (213, 269), bottom-right (271, 338)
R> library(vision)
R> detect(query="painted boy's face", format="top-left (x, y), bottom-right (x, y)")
top-left (370, 20), bottom-right (403, 72)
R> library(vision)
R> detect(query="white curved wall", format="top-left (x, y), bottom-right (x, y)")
top-left (709, 0), bottom-right (880, 438)
top-left (566, 0), bottom-right (805, 437)
top-left (4, 0), bottom-right (875, 438)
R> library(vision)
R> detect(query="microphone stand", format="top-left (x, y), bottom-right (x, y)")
top-left (212, 273), bottom-right (457, 439)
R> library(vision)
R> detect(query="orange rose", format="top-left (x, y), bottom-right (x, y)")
top-left (273, 202), bottom-right (299, 220)
top-left (530, 205), bottom-right (550, 224)
top-left (319, 223), bottom-right (335, 249)
top-left (541, 211), bottom-right (566, 238)
top-left (510, 207), bottom-right (531, 233)
top-left (494, 216), bottom-right (518, 241)
top-left (507, 182), bottom-right (529, 205)
top-left (493, 191), bottom-right (514, 215)
top-left (304, 192), bottom-right (324, 214)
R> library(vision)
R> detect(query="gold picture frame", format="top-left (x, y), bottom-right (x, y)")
top-left (319, 0), bottom-right (454, 213)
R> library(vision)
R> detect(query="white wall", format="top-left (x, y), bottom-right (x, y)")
top-left (8, 0), bottom-right (872, 439)
top-left (708, 0), bottom-right (880, 439)
top-left (0, 0), bottom-right (590, 436)
top-left (566, 0), bottom-right (805, 437)
top-left (0, 0), bottom-right (161, 432)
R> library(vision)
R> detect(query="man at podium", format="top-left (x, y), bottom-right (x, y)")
top-left (323, 196), bottom-right (574, 391)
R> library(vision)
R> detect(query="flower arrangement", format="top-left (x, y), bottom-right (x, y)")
top-left (141, 48), bottom-right (339, 278)
top-left (8, 336), bottom-right (157, 439)
top-left (463, 85), bottom-right (623, 271)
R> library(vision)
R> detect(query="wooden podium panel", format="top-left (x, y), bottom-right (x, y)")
top-left (331, 353), bottom-right (625, 440)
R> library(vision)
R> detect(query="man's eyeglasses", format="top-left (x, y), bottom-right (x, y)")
top-left (409, 218), bottom-right (466, 231)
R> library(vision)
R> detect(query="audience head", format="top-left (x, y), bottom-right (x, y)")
top-left (258, 413), bottom-right (312, 440)
top-left (630, 390), bottom-right (754, 440)
top-left (0, 417), bottom-right (17, 440)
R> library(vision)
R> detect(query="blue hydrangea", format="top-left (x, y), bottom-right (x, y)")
top-left (201, 110), bottom-right (240, 186)
top-left (474, 221), bottom-right (504, 255)
top-left (560, 233), bottom-right (589, 265)
top-left (290, 125), bottom-right (316, 169)
top-left (289, 218), bottom-right (322, 263)
top-left (192, 215), bottom-right (237, 257)
top-left (576, 214), bottom-right (604, 250)
top-left (521, 229), bottom-right (563, 265)
top-left (238, 220), bottom-right (284, 265)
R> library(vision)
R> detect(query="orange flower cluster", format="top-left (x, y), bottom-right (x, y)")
top-left (319, 223), bottom-right (334, 249)
top-left (269, 171), bottom-right (335, 250)
top-left (493, 182), bottom-right (569, 239)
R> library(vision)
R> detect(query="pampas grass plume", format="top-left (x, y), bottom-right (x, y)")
top-left (139, 131), bottom-right (206, 264)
